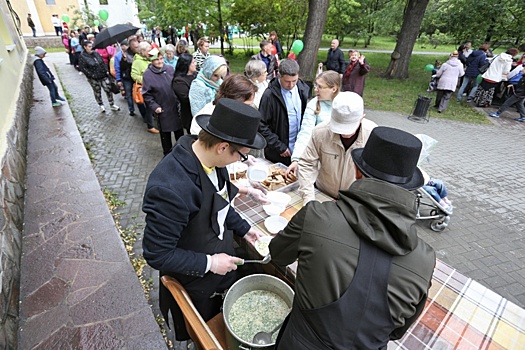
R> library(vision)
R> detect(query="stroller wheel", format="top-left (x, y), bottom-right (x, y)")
top-left (430, 216), bottom-right (450, 232)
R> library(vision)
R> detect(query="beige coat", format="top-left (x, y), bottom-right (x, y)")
top-left (298, 118), bottom-right (377, 204)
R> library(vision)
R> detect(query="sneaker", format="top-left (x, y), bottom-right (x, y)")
top-left (99, 105), bottom-right (106, 113)
top-left (52, 102), bottom-right (62, 107)
top-left (466, 98), bottom-right (473, 103)
top-left (79, 71), bottom-right (83, 75)
top-left (110, 104), bottom-right (120, 111)
top-left (515, 117), bottom-right (525, 122)
top-left (129, 111), bottom-right (135, 116)
top-left (56, 96), bottom-right (66, 101)
top-left (489, 112), bottom-right (500, 118)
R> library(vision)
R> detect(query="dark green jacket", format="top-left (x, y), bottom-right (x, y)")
top-left (270, 178), bottom-right (435, 340)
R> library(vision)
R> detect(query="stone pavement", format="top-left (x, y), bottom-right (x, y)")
top-left (19, 57), bottom-right (166, 349)
top-left (46, 51), bottom-right (525, 345)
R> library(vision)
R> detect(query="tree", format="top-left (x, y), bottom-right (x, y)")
top-left (297, 0), bottom-right (330, 81)
top-left (384, 0), bottom-right (430, 79)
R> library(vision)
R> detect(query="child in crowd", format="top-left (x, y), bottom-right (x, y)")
top-left (420, 168), bottom-right (453, 212)
top-left (427, 60), bottom-right (442, 92)
top-left (32, 46), bottom-right (66, 107)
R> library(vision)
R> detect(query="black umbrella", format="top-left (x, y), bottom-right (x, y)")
top-left (93, 24), bottom-right (139, 48)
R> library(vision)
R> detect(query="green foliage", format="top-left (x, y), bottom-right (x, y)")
top-left (231, 0), bottom-right (308, 49)
top-left (420, 0), bottom-right (525, 48)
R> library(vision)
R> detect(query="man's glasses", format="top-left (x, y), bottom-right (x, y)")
top-left (237, 151), bottom-right (249, 162)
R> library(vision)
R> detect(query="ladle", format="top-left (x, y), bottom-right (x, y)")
top-left (235, 254), bottom-right (271, 265)
top-left (252, 319), bottom-right (284, 345)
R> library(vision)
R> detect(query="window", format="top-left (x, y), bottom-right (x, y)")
top-left (100, 0), bottom-right (108, 4)
top-left (45, 0), bottom-right (56, 4)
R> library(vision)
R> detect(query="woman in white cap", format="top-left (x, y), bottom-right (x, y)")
top-left (297, 91), bottom-right (377, 205)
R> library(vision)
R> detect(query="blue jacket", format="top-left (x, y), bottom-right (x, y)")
top-left (33, 56), bottom-right (54, 86)
top-left (465, 50), bottom-right (487, 77)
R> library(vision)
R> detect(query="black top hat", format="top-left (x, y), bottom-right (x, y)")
top-left (351, 126), bottom-right (424, 190)
top-left (195, 98), bottom-right (267, 150)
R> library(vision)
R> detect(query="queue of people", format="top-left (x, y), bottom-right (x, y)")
top-left (37, 30), bottom-right (440, 348)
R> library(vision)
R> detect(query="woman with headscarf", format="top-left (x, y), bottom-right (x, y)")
top-left (189, 55), bottom-right (228, 116)
top-left (190, 74), bottom-right (257, 134)
top-left (244, 59), bottom-right (268, 108)
top-left (78, 40), bottom-right (120, 113)
top-left (172, 53), bottom-right (197, 133)
top-left (142, 48), bottom-right (184, 156)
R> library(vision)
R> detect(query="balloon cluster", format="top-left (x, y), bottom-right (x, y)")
top-left (61, 14), bottom-right (70, 24)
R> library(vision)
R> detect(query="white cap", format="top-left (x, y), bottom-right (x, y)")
top-left (34, 46), bottom-right (46, 56)
top-left (329, 91), bottom-right (364, 135)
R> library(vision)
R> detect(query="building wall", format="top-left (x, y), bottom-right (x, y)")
top-left (0, 1), bottom-right (30, 348)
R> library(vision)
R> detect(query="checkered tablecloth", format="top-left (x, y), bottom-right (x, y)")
top-left (234, 162), bottom-right (525, 350)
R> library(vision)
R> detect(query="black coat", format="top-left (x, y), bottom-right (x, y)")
top-left (142, 64), bottom-right (182, 132)
top-left (323, 48), bottom-right (346, 74)
top-left (172, 73), bottom-right (196, 132)
top-left (33, 57), bottom-right (54, 86)
top-left (258, 77), bottom-right (310, 165)
top-left (78, 51), bottom-right (108, 80)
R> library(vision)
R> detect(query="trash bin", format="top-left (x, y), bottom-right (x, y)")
top-left (408, 95), bottom-right (431, 123)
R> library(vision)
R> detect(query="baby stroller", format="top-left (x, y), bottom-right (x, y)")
top-left (414, 134), bottom-right (452, 232)
top-left (416, 187), bottom-right (452, 232)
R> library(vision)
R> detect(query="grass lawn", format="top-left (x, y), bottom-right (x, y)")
top-left (213, 47), bottom-right (490, 124)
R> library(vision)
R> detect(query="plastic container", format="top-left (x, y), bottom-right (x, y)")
top-left (264, 216), bottom-right (289, 234)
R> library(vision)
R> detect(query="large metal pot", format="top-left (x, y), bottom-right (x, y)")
top-left (223, 274), bottom-right (294, 349)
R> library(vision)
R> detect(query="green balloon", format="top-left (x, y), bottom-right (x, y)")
top-left (476, 74), bottom-right (483, 84)
top-left (424, 64), bottom-right (434, 72)
top-left (291, 40), bottom-right (304, 54)
top-left (61, 14), bottom-right (70, 24)
top-left (94, 20), bottom-right (100, 26)
top-left (98, 9), bottom-right (109, 21)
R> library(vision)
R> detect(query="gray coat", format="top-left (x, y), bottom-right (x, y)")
top-left (270, 178), bottom-right (435, 340)
top-left (436, 57), bottom-right (464, 91)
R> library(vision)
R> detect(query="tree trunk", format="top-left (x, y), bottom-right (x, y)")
top-left (384, 0), bottom-right (430, 79)
top-left (217, 0), bottom-right (225, 56)
top-left (298, 0), bottom-right (330, 81)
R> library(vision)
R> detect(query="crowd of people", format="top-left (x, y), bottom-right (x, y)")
top-left (430, 41), bottom-right (525, 120)
top-left (34, 28), bottom-right (444, 349)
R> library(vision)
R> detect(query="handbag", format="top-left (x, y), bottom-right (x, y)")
top-left (479, 55), bottom-right (498, 74)
top-left (109, 77), bottom-right (120, 94)
top-left (132, 82), bottom-right (144, 104)
top-left (478, 62), bottom-right (490, 74)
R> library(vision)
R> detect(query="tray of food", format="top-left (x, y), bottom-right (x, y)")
top-left (259, 163), bottom-right (298, 192)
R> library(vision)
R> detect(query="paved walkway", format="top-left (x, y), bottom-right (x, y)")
top-left (47, 51), bottom-right (525, 345)
top-left (19, 57), bottom-right (166, 349)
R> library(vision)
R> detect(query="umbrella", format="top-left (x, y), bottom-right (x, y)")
top-left (93, 24), bottom-right (139, 49)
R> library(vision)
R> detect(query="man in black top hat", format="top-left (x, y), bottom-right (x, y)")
top-left (270, 126), bottom-right (436, 349)
top-left (142, 98), bottom-right (267, 341)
